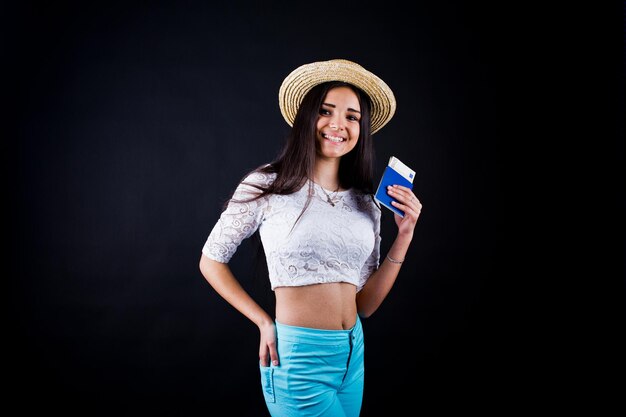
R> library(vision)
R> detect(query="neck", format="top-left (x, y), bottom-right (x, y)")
top-left (313, 158), bottom-right (341, 190)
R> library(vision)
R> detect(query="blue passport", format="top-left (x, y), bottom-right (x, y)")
top-left (374, 156), bottom-right (415, 217)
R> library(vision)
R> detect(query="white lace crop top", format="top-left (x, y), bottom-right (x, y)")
top-left (202, 170), bottom-right (381, 291)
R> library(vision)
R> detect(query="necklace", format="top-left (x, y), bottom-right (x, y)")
top-left (319, 184), bottom-right (340, 207)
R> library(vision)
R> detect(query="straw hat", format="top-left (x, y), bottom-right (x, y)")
top-left (278, 59), bottom-right (396, 134)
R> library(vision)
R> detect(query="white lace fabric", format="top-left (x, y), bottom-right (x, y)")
top-left (202, 171), bottom-right (381, 292)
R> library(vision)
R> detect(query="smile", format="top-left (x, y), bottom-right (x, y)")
top-left (322, 133), bottom-right (346, 143)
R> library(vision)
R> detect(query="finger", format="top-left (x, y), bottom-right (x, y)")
top-left (391, 201), bottom-right (421, 219)
top-left (406, 198), bottom-right (423, 214)
top-left (269, 342), bottom-right (280, 366)
top-left (387, 186), bottom-right (408, 201)
top-left (392, 184), bottom-right (414, 193)
top-left (388, 187), bottom-right (418, 206)
top-left (259, 346), bottom-right (269, 367)
top-left (400, 191), bottom-right (421, 209)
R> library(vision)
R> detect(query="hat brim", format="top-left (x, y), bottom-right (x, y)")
top-left (278, 59), bottom-right (396, 134)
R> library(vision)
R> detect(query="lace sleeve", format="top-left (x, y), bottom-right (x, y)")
top-left (357, 197), bottom-right (381, 292)
top-left (201, 172), bottom-right (272, 263)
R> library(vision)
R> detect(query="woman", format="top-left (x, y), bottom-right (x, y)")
top-left (199, 59), bottom-right (422, 417)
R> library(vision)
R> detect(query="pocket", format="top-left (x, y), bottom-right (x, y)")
top-left (259, 365), bottom-right (276, 403)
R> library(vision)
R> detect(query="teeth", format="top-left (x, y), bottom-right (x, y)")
top-left (324, 134), bottom-right (344, 142)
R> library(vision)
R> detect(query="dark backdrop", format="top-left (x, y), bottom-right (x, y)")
top-left (6, 1), bottom-right (507, 415)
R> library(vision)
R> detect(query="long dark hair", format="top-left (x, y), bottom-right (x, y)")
top-left (241, 81), bottom-right (375, 201)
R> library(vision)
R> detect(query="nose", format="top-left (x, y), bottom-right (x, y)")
top-left (329, 116), bottom-right (344, 131)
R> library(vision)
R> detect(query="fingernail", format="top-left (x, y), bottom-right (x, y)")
top-left (272, 360), bottom-right (278, 365)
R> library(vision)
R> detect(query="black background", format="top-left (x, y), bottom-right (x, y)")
top-left (5, 1), bottom-right (624, 416)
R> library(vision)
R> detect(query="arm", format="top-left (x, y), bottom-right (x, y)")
top-left (356, 184), bottom-right (422, 317)
top-left (199, 254), bottom-right (279, 366)
top-left (356, 233), bottom-right (412, 317)
top-left (199, 170), bottom-right (279, 365)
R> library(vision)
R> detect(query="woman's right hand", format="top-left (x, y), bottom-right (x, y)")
top-left (259, 321), bottom-right (279, 367)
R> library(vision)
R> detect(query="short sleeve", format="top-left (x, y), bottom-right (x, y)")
top-left (201, 171), bottom-right (272, 263)
top-left (357, 197), bottom-right (381, 292)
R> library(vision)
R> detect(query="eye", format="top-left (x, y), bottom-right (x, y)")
top-left (319, 108), bottom-right (331, 116)
top-left (347, 115), bottom-right (360, 122)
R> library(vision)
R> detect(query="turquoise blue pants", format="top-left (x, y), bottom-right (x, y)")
top-left (260, 316), bottom-right (365, 417)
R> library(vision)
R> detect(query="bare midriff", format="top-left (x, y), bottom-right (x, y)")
top-left (274, 282), bottom-right (358, 330)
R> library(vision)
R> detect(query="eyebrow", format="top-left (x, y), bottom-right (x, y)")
top-left (322, 102), bottom-right (361, 114)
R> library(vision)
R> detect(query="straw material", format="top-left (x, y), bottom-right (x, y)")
top-left (278, 59), bottom-right (396, 134)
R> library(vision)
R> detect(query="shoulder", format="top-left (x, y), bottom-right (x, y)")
top-left (232, 165), bottom-right (277, 198)
top-left (240, 164), bottom-right (276, 187)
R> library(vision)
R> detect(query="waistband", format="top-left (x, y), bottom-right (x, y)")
top-left (275, 315), bottom-right (362, 345)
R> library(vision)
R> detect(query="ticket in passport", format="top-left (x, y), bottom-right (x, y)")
top-left (374, 156), bottom-right (415, 217)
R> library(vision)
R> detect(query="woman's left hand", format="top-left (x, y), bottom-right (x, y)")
top-left (387, 185), bottom-right (423, 237)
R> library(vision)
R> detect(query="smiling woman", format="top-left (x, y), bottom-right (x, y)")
top-left (198, 59), bottom-right (423, 417)
top-left (316, 86), bottom-right (361, 161)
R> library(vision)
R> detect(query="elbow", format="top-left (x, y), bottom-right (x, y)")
top-left (199, 254), bottom-right (209, 276)
top-left (356, 295), bottom-right (376, 318)
top-left (199, 254), bottom-right (219, 282)
top-left (357, 309), bottom-right (373, 319)
top-left (356, 291), bottom-right (381, 319)
top-left (357, 302), bottom-right (378, 319)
